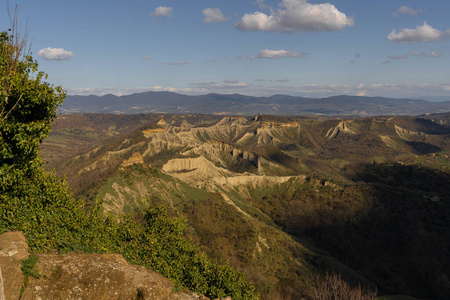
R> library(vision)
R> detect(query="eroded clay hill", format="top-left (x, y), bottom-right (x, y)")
top-left (40, 113), bottom-right (450, 299)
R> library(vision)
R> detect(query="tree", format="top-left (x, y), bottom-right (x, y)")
top-left (0, 15), bottom-right (65, 168)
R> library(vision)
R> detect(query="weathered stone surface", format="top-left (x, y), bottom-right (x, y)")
top-left (0, 231), bottom-right (29, 300)
top-left (0, 232), bottom-right (207, 300)
top-left (0, 267), bottom-right (5, 300)
top-left (21, 252), bottom-right (200, 300)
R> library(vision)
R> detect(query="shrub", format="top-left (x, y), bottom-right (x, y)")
top-left (310, 272), bottom-right (376, 300)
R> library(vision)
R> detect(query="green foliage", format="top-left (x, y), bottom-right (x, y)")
top-left (21, 253), bottom-right (42, 282)
top-left (20, 253), bottom-right (42, 297)
top-left (0, 170), bottom-right (257, 298)
top-left (0, 30), bottom-right (257, 300)
top-left (1, 31), bottom-right (65, 167)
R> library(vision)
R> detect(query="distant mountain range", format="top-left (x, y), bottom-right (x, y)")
top-left (62, 91), bottom-right (450, 116)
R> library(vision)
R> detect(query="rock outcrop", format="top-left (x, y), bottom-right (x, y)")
top-left (395, 124), bottom-right (426, 141)
top-left (120, 152), bottom-right (144, 169)
top-left (0, 231), bottom-right (29, 300)
top-left (326, 121), bottom-right (358, 139)
top-left (0, 232), bottom-right (214, 300)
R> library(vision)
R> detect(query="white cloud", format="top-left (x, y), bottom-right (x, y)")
top-left (202, 8), bottom-right (228, 23)
top-left (162, 61), bottom-right (190, 65)
top-left (388, 54), bottom-right (408, 60)
top-left (412, 51), bottom-right (426, 57)
top-left (397, 6), bottom-right (420, 16)
top-left (37, 47), bottom-right (74, 61)
top-left (430, 50), bottom-right (442, 57)
top-left (235, 0), bottom-right (354, 33)
top-left (387, 22), bottom-right (450, 43)
top-left (151, 6), bottom-right (172, 18)
top-left (142, 56), bottom-right (153, 60)
top-left (258, 49), bottom-right (306, 59)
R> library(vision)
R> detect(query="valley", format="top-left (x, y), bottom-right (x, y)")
top-left (41, 112), bottom-right (450, 299)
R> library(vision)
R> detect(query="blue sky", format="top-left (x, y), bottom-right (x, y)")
top-left (1, 0), bottom-right (450, 98)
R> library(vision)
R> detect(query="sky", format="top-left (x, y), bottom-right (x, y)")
top-left (1, 0), bottom-right (450, 99)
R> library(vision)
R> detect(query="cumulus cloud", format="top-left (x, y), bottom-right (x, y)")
top-left (258, 49), bottom-right (306, 59)
top-left (396, 6), bottom-right (421, 16)
top-left (37, 47), bottom-right (74, 61)
top-left (202, 8), bottom-right (229, 23)
top-left (387, 22), bottom-right (450, 43)
top-left (235, 0), bottom-right (354, 32)
top-left (162, 61), bottom-right (190, 65)
top-left (151, 6), bottom-right (172, 18)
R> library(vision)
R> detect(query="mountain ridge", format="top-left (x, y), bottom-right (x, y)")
top-left (62, 91), bottom-right (450, 116)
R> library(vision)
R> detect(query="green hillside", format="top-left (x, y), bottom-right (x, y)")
top-left (41, 112), bottom-right (450, 299)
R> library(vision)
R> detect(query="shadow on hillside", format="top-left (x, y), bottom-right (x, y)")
top-left (311, 164), bottom-right (450, 299)
top-left (405, 141), bottom-right (441, 155)
top-left (254, 164), bottom-right (450, 299)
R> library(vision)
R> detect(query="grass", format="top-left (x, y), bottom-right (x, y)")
top-left (21, 253), bottom-right (42, 296)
